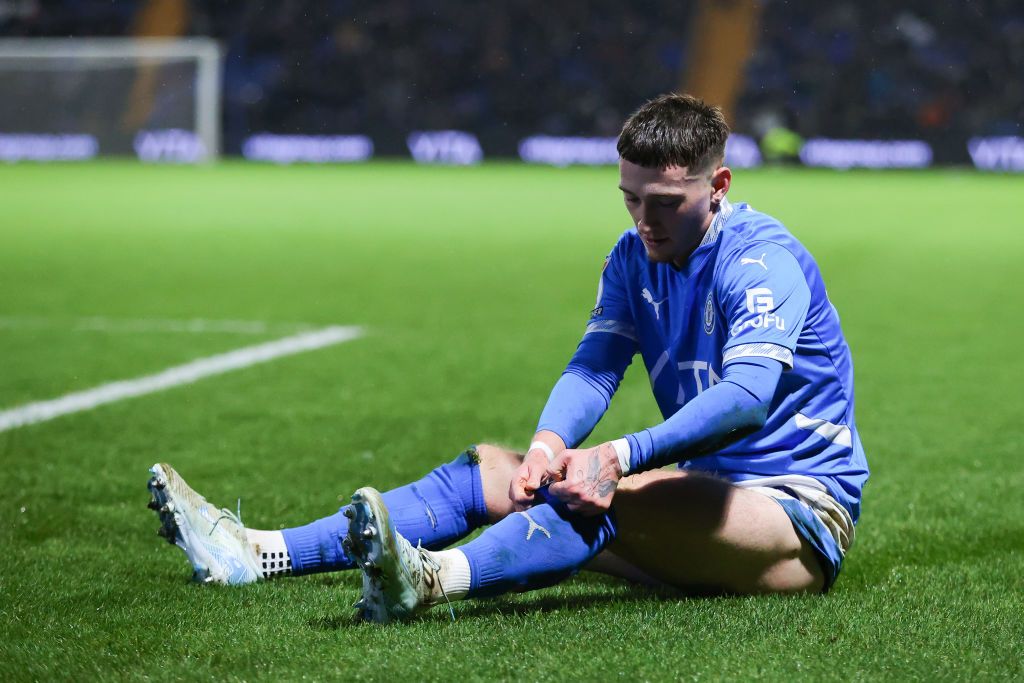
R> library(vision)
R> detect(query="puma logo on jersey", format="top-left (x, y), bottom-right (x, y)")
top-left (641, 288), bottom-right (666, 319)
top-left (741, 253), bottom-right (768, 270)
top-left (518, 511), bottom-right (551, 540)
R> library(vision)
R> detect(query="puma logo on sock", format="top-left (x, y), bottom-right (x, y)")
top-left (518, 511), bottom-right (551, 540)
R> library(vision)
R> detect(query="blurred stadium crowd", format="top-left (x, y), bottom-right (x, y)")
top-left (1, 0), bottom-right (1021, 162)
top-left (740, 1), bottom-right (1024, 160)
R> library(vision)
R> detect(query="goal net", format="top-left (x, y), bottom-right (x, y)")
top-left (0, 38), bottom-right (221, 163)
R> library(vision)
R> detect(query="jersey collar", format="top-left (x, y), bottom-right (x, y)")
top-left (672, 197), bottom-right (733, 277)
top-left (698, 196), bottom-right (734, 248)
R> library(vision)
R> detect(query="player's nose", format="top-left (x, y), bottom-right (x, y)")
top-left (640, 208), bottom-right (659, 229)
top-left (639, 215), bottom-right (660, 233)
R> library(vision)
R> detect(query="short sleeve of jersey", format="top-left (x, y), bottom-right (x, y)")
top-left (586, 238), bottom-right (638, 345)
top-left (718, 242), bottom-right (810, 369)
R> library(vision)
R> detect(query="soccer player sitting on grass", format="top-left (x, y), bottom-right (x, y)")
top-left (147, 94), bottom-right (869, 622)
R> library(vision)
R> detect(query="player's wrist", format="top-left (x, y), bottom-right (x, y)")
top-left (620, 431), bottom-right (654, 473)
top-left (608, 438), bottom-right (631, 476)
top-left (528, 440), bottom-right (556, 463)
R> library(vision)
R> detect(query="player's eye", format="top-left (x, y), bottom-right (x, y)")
top-left (657, 198), bottom-right (682, 208)
top-left (623, 195), bottom-right (640, 205)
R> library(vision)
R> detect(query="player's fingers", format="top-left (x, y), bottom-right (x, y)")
top-left (547, 479), bottom-right (574, 502)
top-left (525, 466), bottom-right (544, 490)
top-left (566, 499), bottom-right (598, 515)
top-left (562, 494), bottom-right (593, 516)
top-left (513, 462), bottom-right (535, 487)
top-left (545, 453), bottom-right (569, 482)
top-left (509, 476), bottom-right (531, 507)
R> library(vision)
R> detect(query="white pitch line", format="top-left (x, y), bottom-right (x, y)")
top-left (0, 316), bottom-right (316, 335)
top-left (0, 325), bottom-right (363, 433)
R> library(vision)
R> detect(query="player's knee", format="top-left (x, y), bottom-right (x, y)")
top-left (747, 533), bottom-right (826, 594)
top-left (472, 444), bottom-right (523, 522)
top-left (474, 443), bottom-right (522, 473)
top-left (756, 555), bottom-right (825, 594)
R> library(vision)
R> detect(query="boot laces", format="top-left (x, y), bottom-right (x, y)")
top-left (414, 540), bottom-right (455, 622)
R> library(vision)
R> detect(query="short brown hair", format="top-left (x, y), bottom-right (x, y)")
top-left (617, 93), bottom-right (730, 172)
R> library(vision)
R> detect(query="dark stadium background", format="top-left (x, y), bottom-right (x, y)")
top-left (2, 0), bottom-right (1021, 164)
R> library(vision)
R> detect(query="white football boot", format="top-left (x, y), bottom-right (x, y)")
top-left (343, 487), bottom-right (453, 623)
top-left (147, 463), bottom-right (261, 585)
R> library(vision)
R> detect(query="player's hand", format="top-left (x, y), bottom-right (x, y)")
top-left (547, 443), bottom-right (623, 516)
top-left (510, 448), bottom-right (556, 511)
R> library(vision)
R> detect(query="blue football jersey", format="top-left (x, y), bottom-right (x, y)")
top-left (588, 198), bottom-right (869, 521)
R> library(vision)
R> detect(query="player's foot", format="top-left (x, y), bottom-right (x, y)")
top-left (343, 487), bottom-right (450, 623)
top-left (147, 463), bottom-right (261, 585)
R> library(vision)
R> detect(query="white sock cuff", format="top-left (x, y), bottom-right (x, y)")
top-left (435, 549), bottom-right (471, 599)
top-left (246, 528), bottom-right (292, 579)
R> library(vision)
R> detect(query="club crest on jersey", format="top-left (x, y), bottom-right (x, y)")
top-left (704, 292), bottom-right (715, 334)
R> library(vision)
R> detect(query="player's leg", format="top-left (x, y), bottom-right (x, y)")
top-left (281, 445), bottom-right (517, 575)
top-left (345, 465), bottom-right (838, 621)
top-left (147, 444), bottom-right (522, 585)
top-left (603, 469), bottom-right (829, 594)
top-left (345, 486), bottom-right (616, 622)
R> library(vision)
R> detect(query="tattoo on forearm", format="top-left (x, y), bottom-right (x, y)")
top-left (575, 452), bottom-right (617, 499)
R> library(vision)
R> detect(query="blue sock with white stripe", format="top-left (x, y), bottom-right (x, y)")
top-left (457, 490), bottom-right (617, 597)
top-left (281, 447), bottom-right (487, 574)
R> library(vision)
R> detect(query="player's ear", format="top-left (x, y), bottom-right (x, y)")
top-left (710, 165), bottom-right (731, 204)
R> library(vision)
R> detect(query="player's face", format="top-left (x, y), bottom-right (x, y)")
top-left (618, 159), bottom-right (730, 268)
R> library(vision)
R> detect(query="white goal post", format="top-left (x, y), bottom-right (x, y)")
top-left (0, 38), bottom-right (222, 162)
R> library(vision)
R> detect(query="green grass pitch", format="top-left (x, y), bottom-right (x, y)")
top-left (0, 161), bottom-right (1021, 681)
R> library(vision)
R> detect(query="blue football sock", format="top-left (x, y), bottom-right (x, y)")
top-left (281, 447), bottom-right (488, 574)
top-left (459, 490), bottom-right (617, 597)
